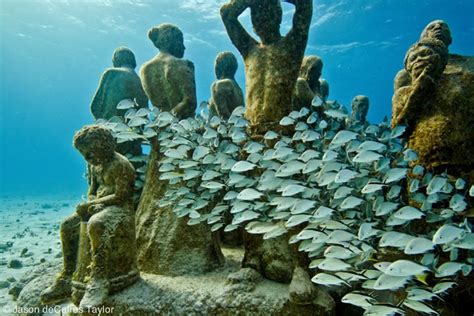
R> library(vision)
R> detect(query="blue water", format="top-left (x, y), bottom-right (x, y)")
top-left (0, 0), bottom-right (473, 197)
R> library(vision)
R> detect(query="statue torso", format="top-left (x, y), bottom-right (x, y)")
top-left (243, 39), bottom-right (303, 126)
top-left (140, 54), bottom-right (193, 112)
top-left (92, 153), bottom-right (135, 206)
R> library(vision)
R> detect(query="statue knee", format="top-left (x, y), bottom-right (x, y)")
top-left (60, 215), bottom-right (80, 235)
top-left (87, 218), bottom-right (106, 240)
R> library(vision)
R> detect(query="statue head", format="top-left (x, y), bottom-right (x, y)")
top-left (351, 95), bottom-right (369, 122)
top-left (420, 20), bottom-right (452, 47)
top-left (73, 125), bottom-right (116, 166)
top-left (148, 23), bottom-right (185, 58)
top-left (215, 51), bottom-right (238, 80)
top-left (112, 47), bottom-right (137, 68)
top-left (250, 0), bottom-right (282, 44)
top-left (404, 38), bottom-right (448, 80)
top-left (319, 78), bottom-right (329, 101)
top-left (300, 55), bottom-right (323, 82)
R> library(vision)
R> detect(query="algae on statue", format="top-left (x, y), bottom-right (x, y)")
top-left (136, 24), bottom-right (223, 276)
top-left (40, 125), bottom-right (138, 309)
top-left (221, 0), bottom-right (312, 134)
top-left (392, 23), bottom-right (474, 180)
top-left (394, 20), bottom-right (452, 91)
top-left (208, 51), bottom-right (244, 119)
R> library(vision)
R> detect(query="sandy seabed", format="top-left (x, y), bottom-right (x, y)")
top-left (0, 195), bottom-right (81, 314)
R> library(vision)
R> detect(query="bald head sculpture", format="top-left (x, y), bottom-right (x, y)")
top-left (351, 95), bottom-right (369, 123)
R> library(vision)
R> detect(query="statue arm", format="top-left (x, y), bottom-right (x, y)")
top-left (285, 0), bottom-right (312, 46)
top-left (86, 164), bottom-right (98, 200)
top-left (171, 61), bottom-right (197, 119)
top-left (391, 69), bottom-right (436, 127)
top-left (88, 159), bottom-right (135, 210)
top-left (90, 70), bottom-right (112, 119)
top-left (221, 0), bottom-right (257, 57)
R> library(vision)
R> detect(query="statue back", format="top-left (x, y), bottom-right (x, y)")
top-left (140, 54), bottom-right (195, 114)
top-left (91, 67), bottom-right (148, 120)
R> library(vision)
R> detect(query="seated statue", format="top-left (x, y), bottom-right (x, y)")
top-left (41, 125), bottom-right (138, 309)
top-left (394, 20), bottom-right (452, 91)
top-left (135, 24), bottom-right (223, 276)
top-left (90, 47), bottom-right (148, 157)
top-left (221, 0), bottom-right (312, 134)
top-left (293, 55), bottom-right (323, 110)
top-left (208, 51), bottom-right (244, 119)
top-left (140, 24), bottom-right (197, 119)
top-left (392, 35), bottom-right (474, 179)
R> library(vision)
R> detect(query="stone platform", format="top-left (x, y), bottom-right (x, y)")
top-left (15, 248), bottom-right (335, 315)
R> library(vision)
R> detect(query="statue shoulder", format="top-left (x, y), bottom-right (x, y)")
top-left (113, 152), bottom-right (135, 176)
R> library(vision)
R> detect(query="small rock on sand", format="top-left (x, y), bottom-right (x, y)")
top-left (7, 259), bottom-right (23, 269)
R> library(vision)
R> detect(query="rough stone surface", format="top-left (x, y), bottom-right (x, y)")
top-left (17, 249), bottom-right (335, 315)
top-left (135, 140), bottom-right (223, 276)
top-left (40, 126), bottom-right (138, 308)
top-left (136, 25), bottom-right (221, 277)
top-left (293, 55), bottom-right (323, 110)
top-left (221, 0), bottom-right (312, 134)
top-left (392, 22), bottom-right (474, 180)
top-left (15, 263), bottom-right (60, 316)
top-left (140, 24), bottom-right (197, 119)
top-left (9, 262), bottom-right (59, 301)
top-left (208, 51), bottom-right (244, 119)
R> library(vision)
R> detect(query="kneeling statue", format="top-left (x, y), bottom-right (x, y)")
top-left (41, 125), bottom-right (138, 308)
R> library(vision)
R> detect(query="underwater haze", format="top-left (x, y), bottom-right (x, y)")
top-left (1, 0), bottom-right (473, 197)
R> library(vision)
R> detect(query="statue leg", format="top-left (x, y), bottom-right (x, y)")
top-left (40, 213), bottom-right (81, 304)
top-left (80, 207), bottom-right (122, 309)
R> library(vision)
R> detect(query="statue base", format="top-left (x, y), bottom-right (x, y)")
top-left (16, 248), bottom-right (335, 315)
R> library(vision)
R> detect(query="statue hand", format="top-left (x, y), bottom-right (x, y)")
top-left (415, 68), bottom-right (436, 86)
top-left (88, 204), bottom-right (105, 216)
top-left (76, 202), bottom-right (91, 220)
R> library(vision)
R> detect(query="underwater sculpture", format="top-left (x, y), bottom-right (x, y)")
top-left (220, 0), bottom-right (323, 305)
top-left (392, 34), bottom-right (474, 179)
top-left (90, 47), bottom-right (149, 157)
top-left (293, 55), bottom-right (324, 111)
top-left (319, 78), bottom-right (329, 101)
top-left (208, 51), bottom-right (244, 119)
top-left (394, 20), bottom-right (452, 92)
top-left (221, 0), bottom-right (312, 134)
top-left (140, 23), bottom-right (197, 119)
top-left (135, 24), bottom-right (223, 275)
top-left (349, 95), bottom-right (369, 123)
top-left (40, 125), bottom-right (138, 308)
top-left (91, 47), bottom-right (148, 120)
